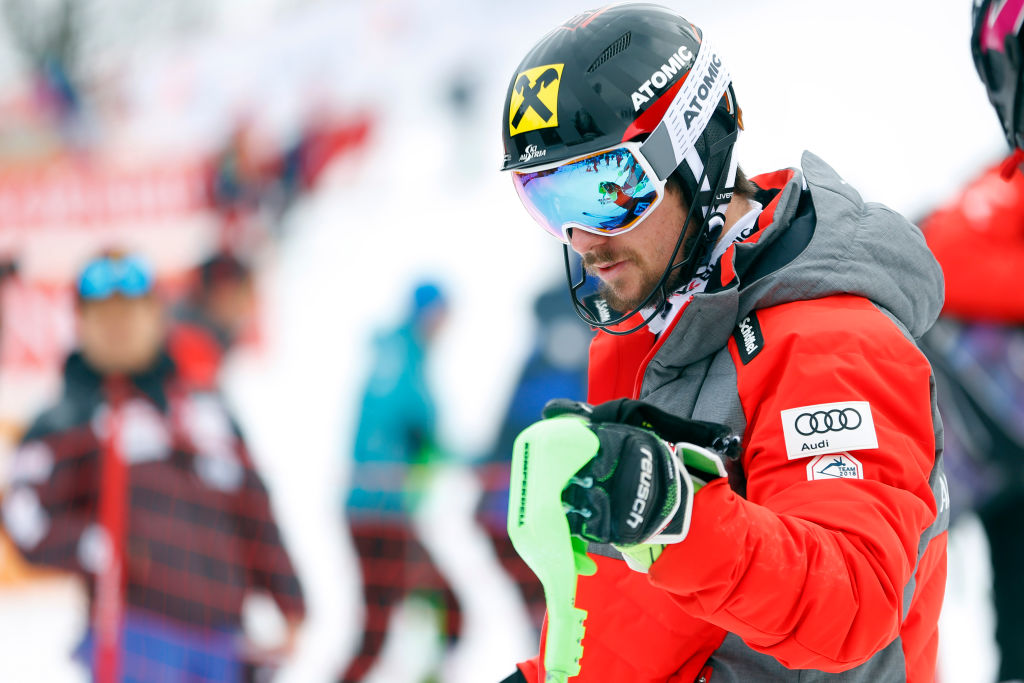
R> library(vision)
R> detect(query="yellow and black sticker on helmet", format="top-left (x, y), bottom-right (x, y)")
top-left (508, 63), bottom-right (564, 136)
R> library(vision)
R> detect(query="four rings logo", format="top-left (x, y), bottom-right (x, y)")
top-left (780, 401), bottom-right (878, 460)
top-left (794, 408), bottom-right (862, 436)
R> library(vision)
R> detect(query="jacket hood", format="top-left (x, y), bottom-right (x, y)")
top-left (650, 151), bottom-right (944, 369)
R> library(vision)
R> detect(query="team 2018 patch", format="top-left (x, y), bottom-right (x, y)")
top-left (806, 452), bottom-right (864, 481)
top-left (780, 400), bottom-right (878, 459)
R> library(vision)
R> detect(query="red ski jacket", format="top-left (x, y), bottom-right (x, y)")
top-left (920, 155), bottom-right (1024, 321)
top-left (518, 152), bottom-right (947, 682)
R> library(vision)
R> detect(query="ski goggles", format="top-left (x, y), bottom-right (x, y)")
top-left (511, 141), bottom-right (666, 243)
top-left (77, 254), bottom-right (154, 300)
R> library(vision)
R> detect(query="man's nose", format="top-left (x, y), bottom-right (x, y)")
top-left (568, 228), bottom-right (609, 255)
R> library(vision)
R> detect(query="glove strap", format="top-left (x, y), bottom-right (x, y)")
top-left (615, 543), bottom-right (666, 573)
top-left (643, 442), bottom-right (727, 545)
top-left (643, 446), bottom-right (692, 544)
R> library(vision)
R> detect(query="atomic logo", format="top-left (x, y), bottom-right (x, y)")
top-left (509, 64), bottom-right (564, 136)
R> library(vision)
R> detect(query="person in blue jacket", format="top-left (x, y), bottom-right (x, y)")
top-left (340, 281), bottom-right (461, 682)
top-left (475, 283), bottom-right (590, 633)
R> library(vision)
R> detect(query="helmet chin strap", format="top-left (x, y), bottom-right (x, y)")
top-left (565, 127), bottom-right (739, 336)
top-left (689, 141), bottom-right (738, 281)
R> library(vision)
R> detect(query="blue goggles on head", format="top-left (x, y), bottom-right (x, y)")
top-left (511, 141), bottom-right (666, 243)
top-left (77, 255), bottom-right (154, 300)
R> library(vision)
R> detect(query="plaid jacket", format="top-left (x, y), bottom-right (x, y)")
top-left (2, 351), bottom-right (304, 631)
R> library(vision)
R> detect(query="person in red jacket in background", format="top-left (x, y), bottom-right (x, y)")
top-left (920, 155), bottom-right (1024, 683)
top-left (915, 3), bottom-right (1024, 681)
top-left (498, 4), bottom-right (946, 682)
top-left (168, 250), bottom-right (256, 390)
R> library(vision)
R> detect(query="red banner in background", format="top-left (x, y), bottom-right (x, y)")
top-left (0, 161), bottom-right (211, 231)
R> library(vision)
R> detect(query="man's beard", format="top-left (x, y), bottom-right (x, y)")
top-left (583, 247), bottom-right (688, 313)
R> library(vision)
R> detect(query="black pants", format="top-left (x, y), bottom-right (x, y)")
top-left (979, 489), bottom-right (1024, 682)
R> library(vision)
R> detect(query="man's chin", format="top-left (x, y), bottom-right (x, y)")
top-left (598, 282), bottom-right (649, 313)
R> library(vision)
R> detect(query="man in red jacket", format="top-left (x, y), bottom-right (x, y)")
top-left (499, 4), bottom-right (947, 682)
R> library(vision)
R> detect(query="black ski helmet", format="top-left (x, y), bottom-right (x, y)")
top-left (500, 3), bottom-right (742, 333)
top-left (972, 0), bottom-right (1024, 151)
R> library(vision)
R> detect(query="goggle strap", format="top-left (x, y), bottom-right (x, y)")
top-left (639, 36), bottom-right (731, 182)
top-left (642, 101), bottom-right (739, 216)
top-left (640, 126), bottom-right (678, 181)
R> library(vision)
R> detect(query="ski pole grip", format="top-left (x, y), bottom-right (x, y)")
top-left (508, 415), bottom-right (599, 682)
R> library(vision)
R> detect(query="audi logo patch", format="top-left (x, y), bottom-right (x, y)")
top-left (780, 401), bottom-right (878, 459)
top-left (794, 408), bottom-right (862, 435)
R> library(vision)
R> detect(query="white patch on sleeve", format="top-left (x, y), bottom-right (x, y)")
top-left (806, 452), bottom-right (864, 481)
top-left (780, 401), bottom-right (878, 459)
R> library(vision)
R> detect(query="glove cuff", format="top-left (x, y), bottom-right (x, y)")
top-left (673, 442), bottom-right (728, 484)
top-left (643, 447), bottom-right (693, 544)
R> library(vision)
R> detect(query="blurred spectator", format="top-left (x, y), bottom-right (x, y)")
top-left (474, 283), bottom-right (589, 633)
top-left (210, 118), bottom-right (268, 212)
top-left (210, 111), bottom-right (373, 248)
top-left (1, 0), bottom-right (91, 148)
top-left (441, 65), bottom-right (482, 179)
top-left (340, 281), bottom-right (461, 683)
top-left (0, 257), bottom-right (17, 336)
top-left (168, 250), bottom-right (257, 390)
top-left (209, 118), bottom-right (279, 252)
top-left (0, 256), bottom-right (31, 584)
top-left (1, 250), bottom-right (304, 682)
top-left (281, 107), bottom-right (373, 203)
top-left (918, 156), bottom-right (1024, 683)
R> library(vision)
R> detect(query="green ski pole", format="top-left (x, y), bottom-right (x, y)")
top-left (508, 415), bottom-right (600, 682)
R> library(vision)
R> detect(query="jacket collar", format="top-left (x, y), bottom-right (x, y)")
top-left (63, 350), bottom-right (178, 411)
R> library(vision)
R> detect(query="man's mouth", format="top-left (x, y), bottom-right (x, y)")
top-left (590, 260), bottom-right (627, 279)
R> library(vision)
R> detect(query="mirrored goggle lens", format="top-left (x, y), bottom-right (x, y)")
top-left (78, 258), bottom-right (154, 300)
top-left (513, 147), bottom-right (661, 241)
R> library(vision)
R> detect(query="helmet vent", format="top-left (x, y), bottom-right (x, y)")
top-left (587, 32), bottom-right (631, 73)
